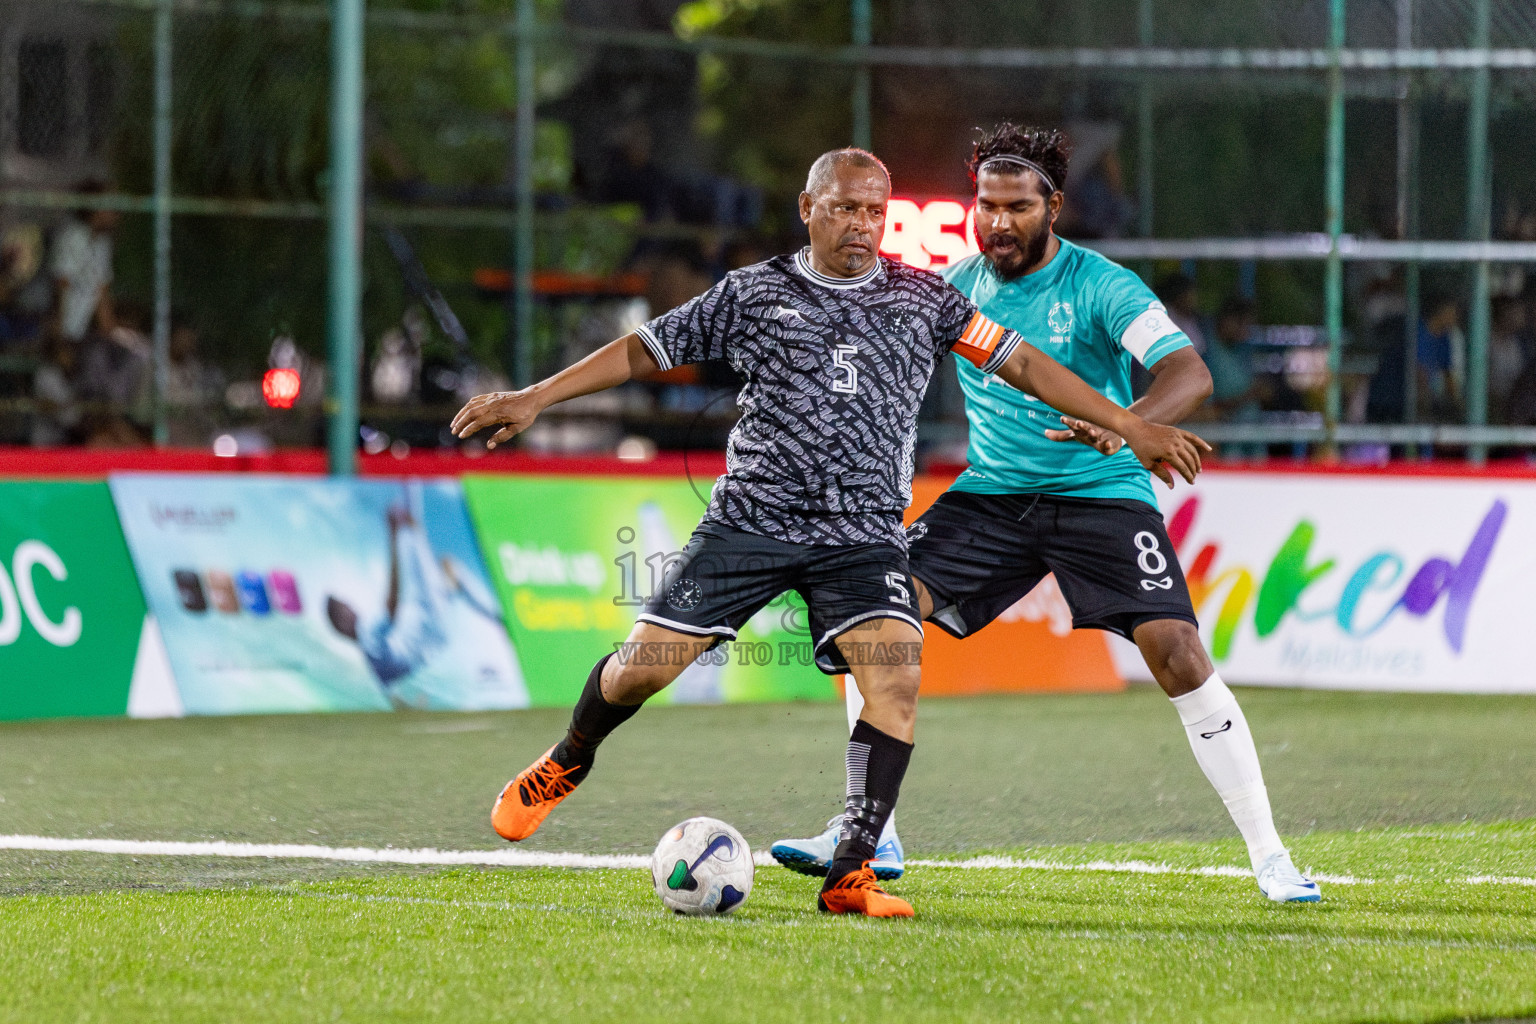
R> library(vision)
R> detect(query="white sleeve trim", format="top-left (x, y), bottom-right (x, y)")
top-left (1119, 302), bottom-right (1184, 364)
top-left (633, 324), bottom-right (673, 371)
top-left (978, 329), bottom-right (1024, 376)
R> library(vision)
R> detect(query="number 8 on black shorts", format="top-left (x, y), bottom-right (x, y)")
top-left (906, 491), bottom-right (1198, 641)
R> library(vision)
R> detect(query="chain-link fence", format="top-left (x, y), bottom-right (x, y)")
top-left (1, 0), bottom-right (1534, 461)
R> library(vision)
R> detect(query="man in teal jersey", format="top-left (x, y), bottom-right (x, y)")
top-left (773, 123), bottom-right (1320, 904)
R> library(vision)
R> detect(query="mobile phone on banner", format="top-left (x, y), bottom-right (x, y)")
top-left (236, 572), bottom-right (271, 615)
top-left (268, 570), bottom-right (302, 614)
top-left (173, 569), bottom-right (208, 613)
top-left (206, 570), bottom-right (240, 614)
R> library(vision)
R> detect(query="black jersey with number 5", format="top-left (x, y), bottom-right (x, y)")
top-left (635, 249), bottom-right (1022, 547)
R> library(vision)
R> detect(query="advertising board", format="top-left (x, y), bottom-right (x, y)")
top-left (0, 482), bottom-right (151, 719)
top-left (1114, 472), bottom-right (1536, 692)
top-left (111, 475), bottom-right (527, 715)
top-left (463, 474), bottom-right (833, 707)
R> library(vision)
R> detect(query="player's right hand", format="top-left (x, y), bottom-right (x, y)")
top-left (451, 390), bottom-right (541, 450)
top-left (1122, 420), bottom-right (1212, 489)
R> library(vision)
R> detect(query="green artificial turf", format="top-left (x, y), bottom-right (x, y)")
top-left (3, 822), bottom-right (1535, 1024)
top-left (2, 688), bottom-right (1536, 1022)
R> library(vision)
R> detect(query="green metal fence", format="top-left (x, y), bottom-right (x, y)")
top-left (3, 0), bottom-right (1536, 470)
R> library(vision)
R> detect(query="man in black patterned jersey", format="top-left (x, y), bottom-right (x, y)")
top-left (452, 148), bottom-right (1209, 917)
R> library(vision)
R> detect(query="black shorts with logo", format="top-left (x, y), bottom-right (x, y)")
top-left (638, 521), bottom-right (923, 675)
top-left (906, 491), bottom-right (1197, 641)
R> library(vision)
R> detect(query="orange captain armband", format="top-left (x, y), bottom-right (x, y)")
top-left (951, 311), bottom-right (1009, 369)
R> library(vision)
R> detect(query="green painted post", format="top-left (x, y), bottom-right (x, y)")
top-left (1398, 0), bottom-right (1421, 456)
top-left (1465, 0), bottom-right (1492, 463)
top-left (1322, 0), bottom-right (1346, 454)
top-left (151, 0), bottom-right (172, 446)
top-left (513, 0), bottom-right (535, 389)
top-left (1136, 0), bottom-right (1155, 283)
top-left (851, 0), bottom-right (871, 149)
top-left (326, 0), bottom-right (365, 476)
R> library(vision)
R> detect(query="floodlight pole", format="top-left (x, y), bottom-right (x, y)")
top-left (1322, 0), bottom-right (1346, 455)
top-left (150, 0), bottom-right (172, 447)
top-left (851, 0), bottom-right (871, 149)
top-left (1464, 0), bottom-right (1492, 464)
top-left (326, 0), bottom-right (365, 476)
top-left (513, 0), bottom-right (536, 389)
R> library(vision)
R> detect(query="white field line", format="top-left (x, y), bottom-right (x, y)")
top-left (909, 855), bottom-right (1370, 886)
top-left (0, 834), bottom-right (648, 870)
top-left (3, 834), bottom-right (1532, 888)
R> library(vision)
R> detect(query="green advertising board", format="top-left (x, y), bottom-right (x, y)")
top-left (462, 475), bottom-right (834, 708)
top-left (0, 482), bottom-right (147, 719)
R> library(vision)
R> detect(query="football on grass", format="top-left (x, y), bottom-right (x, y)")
top-left (650, 817), bottom-right (754, 915)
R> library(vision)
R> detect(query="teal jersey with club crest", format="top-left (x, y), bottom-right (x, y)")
top-left (940, 239), bottom-right (1191, 505)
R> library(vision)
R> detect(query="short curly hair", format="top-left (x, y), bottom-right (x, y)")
top-left (967, 123), bottom-right (1071, 197)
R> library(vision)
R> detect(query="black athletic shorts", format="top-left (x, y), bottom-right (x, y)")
top-left (638, 521), bottom-right (922, 676)
top-left (906, 491), bottom-right (1197, 641)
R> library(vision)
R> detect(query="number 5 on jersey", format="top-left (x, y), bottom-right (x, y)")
top-left (831, 344), bottom-right (859, 394)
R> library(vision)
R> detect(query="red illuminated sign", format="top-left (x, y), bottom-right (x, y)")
top-left (262, 368), bottom-right (301, 409)
top-left (879, 198), bottom-right (980, 270)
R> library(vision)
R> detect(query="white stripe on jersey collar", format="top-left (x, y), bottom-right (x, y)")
top-left (793, 247), bottom-right (883, 290)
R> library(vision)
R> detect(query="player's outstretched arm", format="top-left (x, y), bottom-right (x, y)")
top-left (451, 333), bottom-right (660, 450)
top-left (994, 341), bottom-right (1212, 488)
top-left (1046, 346), bottom-right (1213, 453)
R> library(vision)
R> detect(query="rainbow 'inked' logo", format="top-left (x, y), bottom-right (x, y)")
top-left (1169, 496), bottom-right (1507, 659)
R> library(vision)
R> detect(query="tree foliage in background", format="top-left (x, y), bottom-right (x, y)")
top-left (94, 0), bottom-right (1536, 375)
top-left (676, 0), bottom-right (858, 233)
top-left (107, 0), bottom-right (586, 379)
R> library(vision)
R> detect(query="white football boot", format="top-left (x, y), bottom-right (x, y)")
top-left (771, 815), bottom-right (905, 880)
top-left (1255, 850), bottom-right (1321, 903)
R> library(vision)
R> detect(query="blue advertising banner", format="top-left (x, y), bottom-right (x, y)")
top-left (110, 474), bottom-right (527, 715)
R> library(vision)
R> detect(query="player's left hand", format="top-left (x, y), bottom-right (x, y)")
top-left (1121, 420), bottom-right (1213, 489)
top-left (1045, 416), bottom-right (1123, 456)
top-left (451, 389), bottom-right (542, 450)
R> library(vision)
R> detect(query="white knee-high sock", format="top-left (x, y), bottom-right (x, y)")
top-left (844, 680), bottom-right (897, 844)
top-left (1169, 673), bottom-right (1285, 872)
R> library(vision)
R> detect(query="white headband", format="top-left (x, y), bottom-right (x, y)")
top-left (977, 155), bottom-right (1057, 193)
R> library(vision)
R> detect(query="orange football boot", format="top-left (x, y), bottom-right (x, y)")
top-left (816, 862), bottom-right (914, 918)
top-left (491, 746), bottom-right (582, 841)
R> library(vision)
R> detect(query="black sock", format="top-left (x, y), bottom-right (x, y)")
top-left (550, 654), bottom-right (639, 782)
top-left (822, 719), bottom-right (913, 890)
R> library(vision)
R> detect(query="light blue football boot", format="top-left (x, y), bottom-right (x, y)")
top-left (771, 815), bottom-right (905, 881)
top-left (1255, 850), bottom-right (1321, 903)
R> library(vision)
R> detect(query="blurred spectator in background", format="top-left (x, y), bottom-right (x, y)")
top-left (372, 306), bottom-right (427, 405)
top-left (76, 300), bottom-right (150, 444)
top-left (1508, 357), bottom-right (1536, 429)
top-left (51, 185), bottom-right (119, 349)
top-left (1350, 226), bottom-right (1407, 424)
top-left (1493, 200), bottom-right (1536, 301)
top-left (30, 331), bottom-right (81, 446)
top-left (599, 121), bottom-right (673, 222)
top-left (1364, 288), bottom-right (1411, 425)
top-left (590, 119), bottom-right (761, 233)
top-left (1155, 273), bottom-right (1207, 355)
top-left (51, 184), bottom-right (150, 445)
top-left (1489, 297), bottom-right (1533, 424)
top-left (1, 219), bottom-right (48, 348)
top-left (165, 321), bottom-right (225, 447)
top-left (1055, 122), bottom-right (1134, 240)
top-left (1204, 298), bottom-right (1261, 414)
top-left (1200, 297), bottom-right (1266, 459)
top-left (1416, 291), bottom-right (1464, 422)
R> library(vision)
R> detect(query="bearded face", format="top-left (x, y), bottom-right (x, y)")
top-left (972, 169), bottom-right (1059, 281)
